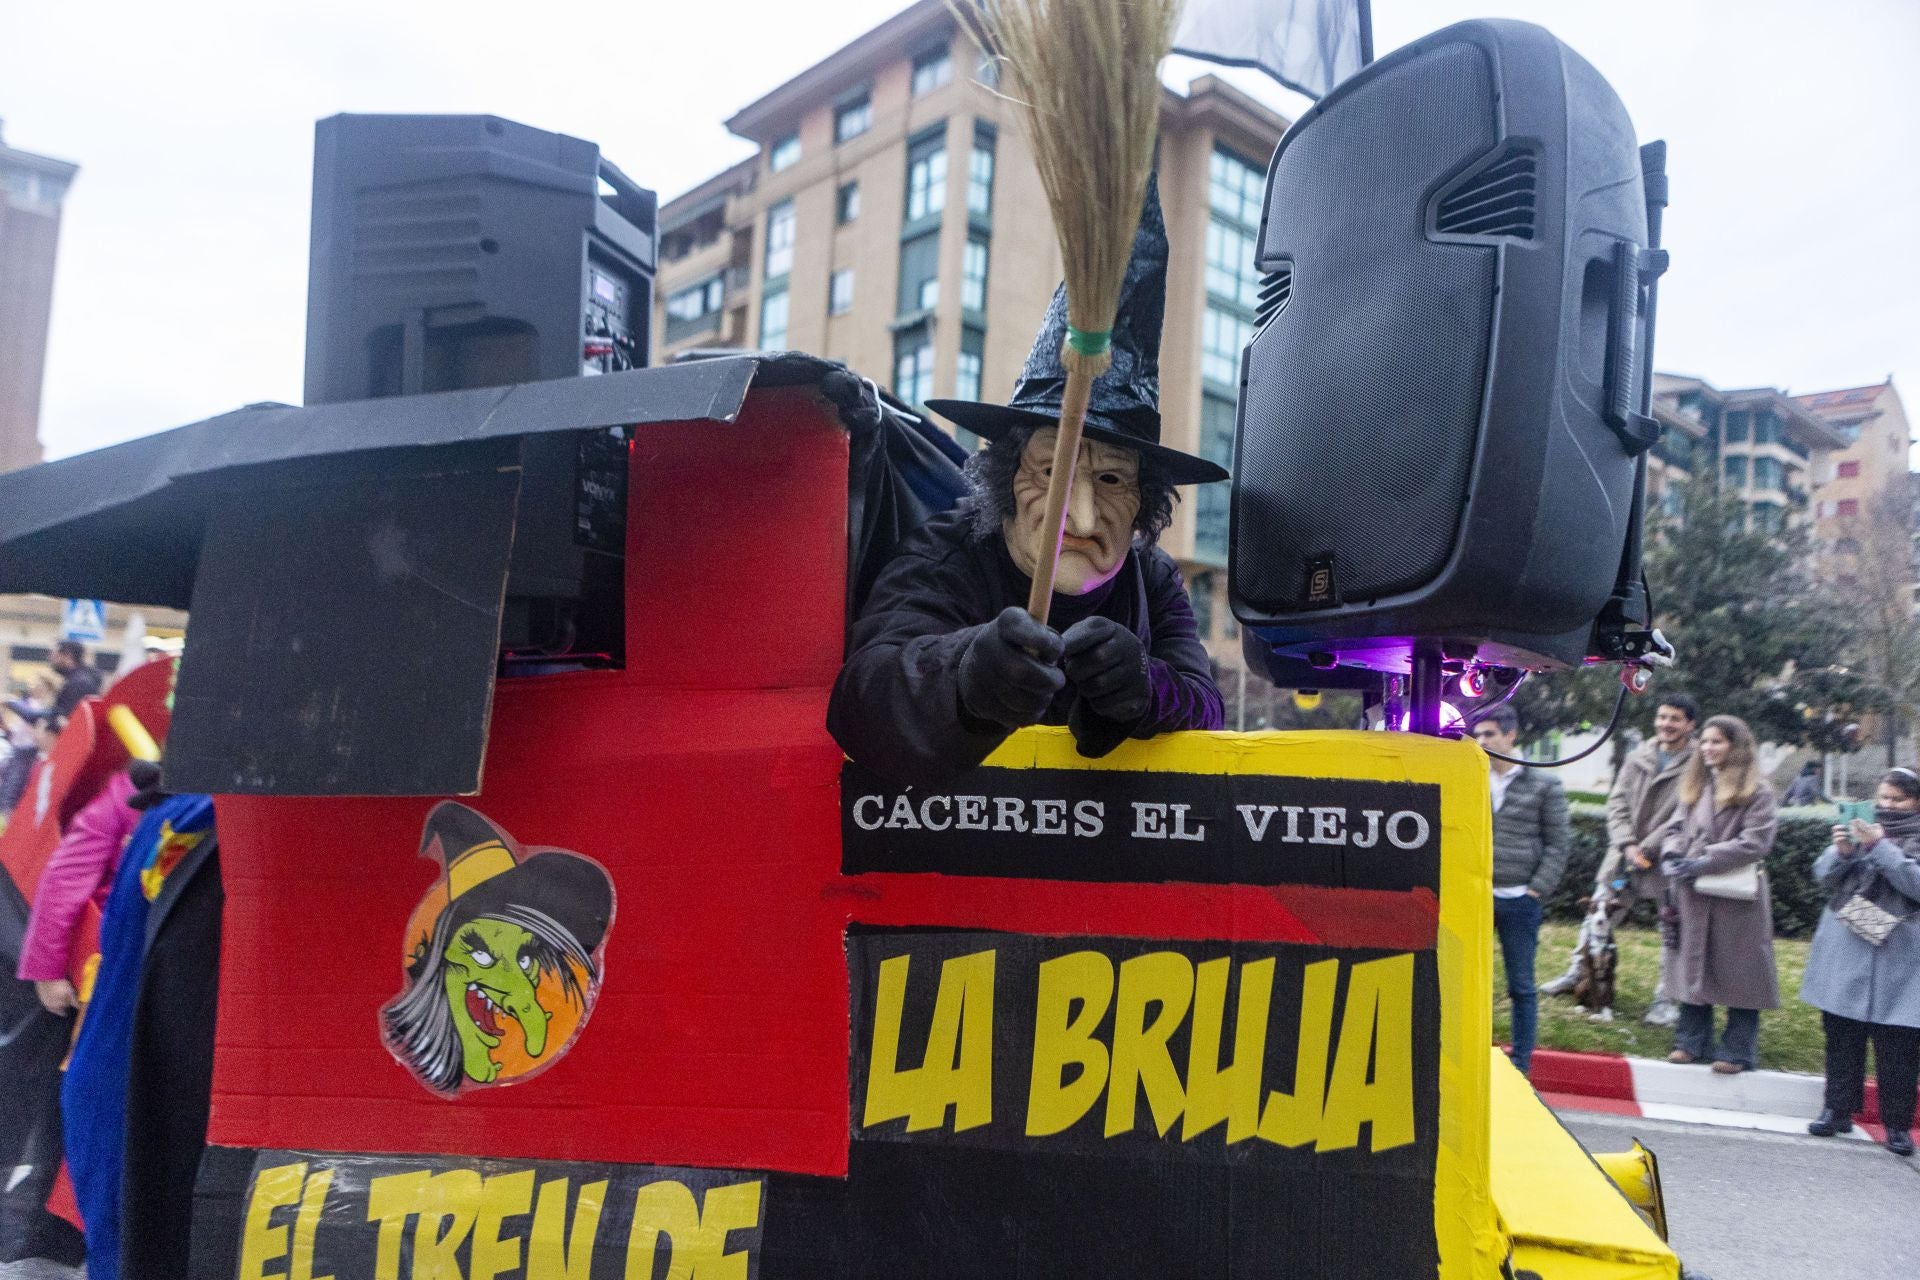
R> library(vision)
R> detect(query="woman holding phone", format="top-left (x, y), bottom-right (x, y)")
top-left (1659, 715), bottom-right (1780, 1073)
top-left (1801, 767), bottom-right (1920, 1157)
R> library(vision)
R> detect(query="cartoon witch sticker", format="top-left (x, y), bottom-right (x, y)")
top-left (380, 802), bottom-right (615, 1095)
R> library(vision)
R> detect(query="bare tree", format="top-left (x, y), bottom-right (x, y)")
top-left (1819, 482), bottom-right (1920, 767)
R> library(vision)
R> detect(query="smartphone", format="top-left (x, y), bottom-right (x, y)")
top-left (1837, 800), bottom-right (1876, 823)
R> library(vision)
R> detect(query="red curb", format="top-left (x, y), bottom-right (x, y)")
top-left (1514, 1044), bottom-right (1915, 1131)
top-left (1526, 1047), bottom-right (1636, 1101)
top-left (1540, 1089), bottom-right (1640, 1117)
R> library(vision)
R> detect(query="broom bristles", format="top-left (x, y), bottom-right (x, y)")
top-left (964, 0), bottom-right (1180, 377)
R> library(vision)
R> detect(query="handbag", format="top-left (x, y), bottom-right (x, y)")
top-left (1836, 893), bottom-right (1908, 946)
top-left (1692, 861), bottom-right (1760, 902)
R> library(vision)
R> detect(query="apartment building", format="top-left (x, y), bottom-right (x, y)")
top-left (1649, 374), bottom-right (1849, 533)
top-left (650, 0), bottom-right (1290, 666)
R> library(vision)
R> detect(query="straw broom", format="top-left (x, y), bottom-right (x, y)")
top-left (964, 0), bottom-right (1183, 625)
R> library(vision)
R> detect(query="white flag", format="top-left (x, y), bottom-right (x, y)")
top-left (1173, 0), bottom-right (1370, 100)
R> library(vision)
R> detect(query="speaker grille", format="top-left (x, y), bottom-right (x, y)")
top-left (1254, 266), bottom-right (1293, 328)
top-left (1432, 144), bottom-right (1538, 240)
top-left (1232, 40), bottom-right (1498, 615)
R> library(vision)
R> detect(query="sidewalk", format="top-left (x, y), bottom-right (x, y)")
top-left (1528, 1046), bottom-right (1904, 1143)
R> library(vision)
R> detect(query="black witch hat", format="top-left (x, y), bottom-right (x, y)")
top-left (926, 175), bottom-right (1228, 485)
top-left (408, 801), bottom-right (614, 981)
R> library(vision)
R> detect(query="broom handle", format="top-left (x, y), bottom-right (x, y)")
top-left (1024, 364), bottom-right (1097, 625)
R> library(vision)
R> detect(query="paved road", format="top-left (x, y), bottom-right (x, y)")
top-left (1566, 1110), bottom-right (1920, 1280)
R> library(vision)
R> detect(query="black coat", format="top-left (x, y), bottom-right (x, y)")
top-left (122, 839), bottom-right (222, 1280)
top-left (828, 507), bottom-right (1222, 785)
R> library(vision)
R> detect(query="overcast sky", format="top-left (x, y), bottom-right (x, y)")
top-left (5, 0), bottom-right (1915, 461)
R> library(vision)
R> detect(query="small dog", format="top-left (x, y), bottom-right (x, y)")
top-left (1569, 898), bottom-right (1619, 1023)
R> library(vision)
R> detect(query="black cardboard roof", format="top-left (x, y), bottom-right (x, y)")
top-left (0, 356), bottom-right (765, 608)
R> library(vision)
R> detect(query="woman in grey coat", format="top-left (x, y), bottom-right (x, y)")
top-left (1801, 767), bottom-right (1920, 1157)
top-left (1659, 715), bottom-right (1779, 1073)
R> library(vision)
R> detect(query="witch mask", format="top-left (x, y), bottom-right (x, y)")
top-left (1003, 428), bottom-right (1142, 596)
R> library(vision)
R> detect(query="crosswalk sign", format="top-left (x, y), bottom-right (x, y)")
top-left (62, 598), bottom-right (106, 642)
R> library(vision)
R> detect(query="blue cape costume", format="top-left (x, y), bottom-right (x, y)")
top-left (61, 793), bottom-right (214, 1280)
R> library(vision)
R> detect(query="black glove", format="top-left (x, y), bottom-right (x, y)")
top-left (958, 607), bottom-right (1065, 729)
top-left (819, 367), bottom-right (884, 435)
top-left (1061, 617), bottom-right (1151, 726)
top-left (126, 759), bottom-right (166, 811)
top-left (1662, 854), bottom-right (1700, 880)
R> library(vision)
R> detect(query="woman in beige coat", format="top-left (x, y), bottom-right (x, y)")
top-left (1659, 715), bottom-right (1780, 1073)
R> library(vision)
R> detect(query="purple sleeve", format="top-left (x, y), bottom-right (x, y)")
top-left (15, 771), bottom-right (139, 982)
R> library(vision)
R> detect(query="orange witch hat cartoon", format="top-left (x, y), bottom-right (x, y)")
top-left (379, 802), bottom-right (615, 1095)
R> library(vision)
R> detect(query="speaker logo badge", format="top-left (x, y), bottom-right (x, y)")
top-left (1305, 554), bottom-right (1340, 608)
top-left (380, 803), bottom-right (616, 1096)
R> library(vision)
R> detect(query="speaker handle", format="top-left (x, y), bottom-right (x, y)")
top-left (1603, 240), bottom-right (1662, 455)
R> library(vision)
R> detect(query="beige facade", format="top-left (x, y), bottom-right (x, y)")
top-left (0, 122), bottom-right (78, 476)
top-left (1796, 380), bottom-right (1912, 548)
top-left (651, 0), bottom-right (1289, 668)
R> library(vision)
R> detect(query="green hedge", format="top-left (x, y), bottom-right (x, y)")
top-left (1542, 803), bottom-right (1837, 939)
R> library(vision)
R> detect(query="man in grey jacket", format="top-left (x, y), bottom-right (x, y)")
top-left (1542, 694), bottom-right (1699, 1026)
top-left (1472, 705), bottom-right (1570, 1077)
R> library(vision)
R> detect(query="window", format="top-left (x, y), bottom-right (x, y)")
top-left (837, 181), bottom-right (861, 224)
top-left (1723, 410), bottom-right (1750, 443)
top-left (1660, 485), bottom-right (1685, 519)
top-left (1753, 457), bottom-right (1785, 492)
top-left (968, 125), bottom-right (996, 219)
top-left (912, 44), bottom-right (953, 96)
top-left (1655, 430), bottom-right (1693, 472)
top-left (829, 268), bottom-right (855, 316)
top-left (1753, 413), bottom-right (1782, 447)
top-left (1205, 218), bottom-right (1261, 310)
top-left (894, 325), bottom-right (935, 406)
top-left (1203, 146), bottom-right (1262, 396)
top-left (962, 237), bottom-right (989, 313)
top-left (764, 200), bottom-right (795, 280)
top-left (1209, 146), bottom-right (1265, 228)
top-left (835, 92), bottom-right (872, 144)
top-left (758, 289), bottom-right (789, 349)
top-left (665, 275), bottom-right (723, 323)
top-left (905, 131), bottom-right (948, 225)
top-left (770, 133), bottom-right (800, 173)
top-left (1836, 537), bottom-right (1863, 556)
top-left (1194, 393), bottom-right (1238, 562)
top-left (1837, 498), bottom-right (1860, 518)
top-left (1722, 455), bottom-right (1747, 487)
top-left (1202, 307), bottom-right (1252, 389)
top-left (664, 274), bottom-right (725, 341)
top-left (1837, 459), bottom-right (1861, 479)
top-left (1752, 502), bottom-right (1784, 535)
top-left (956, 326), bottom-right (985, 402)
top-left (898, 232), bottom-right (940, 314)
top-left (975, 50), bottom-right (1001, 89)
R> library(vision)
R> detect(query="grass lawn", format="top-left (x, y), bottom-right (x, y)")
top-left (1493, 921), bottom-right (1825, 1075)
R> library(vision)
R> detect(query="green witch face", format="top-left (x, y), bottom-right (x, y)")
top-left (381, 803), bottom-right (615, 1095)
top-left (444, 917), bottom-right (552, 1084)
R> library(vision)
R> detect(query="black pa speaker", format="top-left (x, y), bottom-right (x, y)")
top-left (304, 114), bottom-right (660, 659)
top-left (1229, 20), bottom-right (1660, 677)
top-left (305, 113), bottom-right (656, 403)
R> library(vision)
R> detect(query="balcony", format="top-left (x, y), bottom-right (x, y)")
top-left (665, 309), bottom-right (723, 346)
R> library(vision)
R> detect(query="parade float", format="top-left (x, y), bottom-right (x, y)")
top-left (0, 12), bottom-right (1692, 1277)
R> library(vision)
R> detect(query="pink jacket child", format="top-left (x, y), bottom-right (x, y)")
top-left (16, 770), bottom-right (141, 1013)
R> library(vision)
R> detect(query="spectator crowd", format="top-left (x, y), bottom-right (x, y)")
top-left (1478, 695), bottom-right (1919, 1159)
